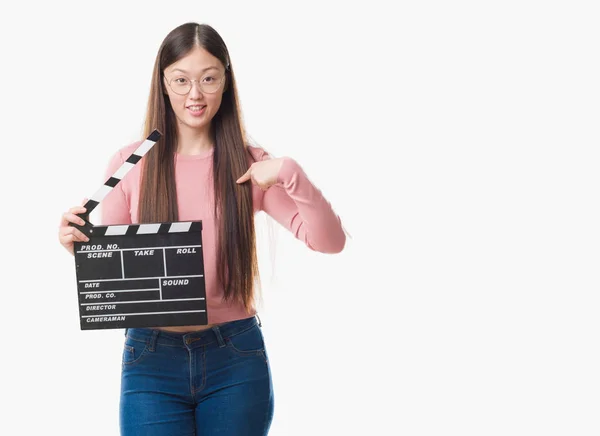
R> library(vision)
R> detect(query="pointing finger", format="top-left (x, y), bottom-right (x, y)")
top-left (236, 168), bottom-right (252, 184)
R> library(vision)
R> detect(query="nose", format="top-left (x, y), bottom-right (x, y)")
top-left (188, 80), bottom-right (204, 99)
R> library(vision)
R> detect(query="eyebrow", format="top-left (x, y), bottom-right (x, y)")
top-left (170, 66), bottom-right (219, 74)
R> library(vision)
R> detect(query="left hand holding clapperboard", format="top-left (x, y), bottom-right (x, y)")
top-left (236, 157), bottom-right (285, 191)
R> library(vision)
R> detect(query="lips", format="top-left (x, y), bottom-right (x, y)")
top-left (187, 105), bottom-right (207, 116)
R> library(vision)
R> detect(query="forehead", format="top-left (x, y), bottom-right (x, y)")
top-left (165, 46), bottom-right (223, 75)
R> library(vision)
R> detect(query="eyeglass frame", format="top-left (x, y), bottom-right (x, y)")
top-left (163, 72), bottom-right (227, 95)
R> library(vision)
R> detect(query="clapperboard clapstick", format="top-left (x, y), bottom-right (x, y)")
top-left (70, 130), bottom-right (207, 330)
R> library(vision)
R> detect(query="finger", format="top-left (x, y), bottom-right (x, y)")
top-left (70, 204), bottom-right (87, 216)
top-left (61, 210), bottom-right (87, 227)
top-left (61, 233), bottom-right (88, 245)
top-left (60, 226), bottom-right (89, 242)
top-left (65, 212), bottom-right (87, 227)
top-left (60, 206), bottom-right (87, 226)
top-left (59, 225), bottom-right (77, 238)
top-left (71, 227), bottom-right (90, 242)
top-left (60, 233), bottom-right (75, 244)
top-left (236, 168), bottom-right (252, 184)
top-left (251, 174), bottom-right (268, 191)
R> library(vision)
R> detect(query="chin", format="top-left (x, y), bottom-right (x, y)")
top-left (186, 119), bottom-right (209, 129)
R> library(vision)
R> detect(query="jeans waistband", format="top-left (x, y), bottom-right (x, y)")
top-left (125, 315), bottom-right (260, 350)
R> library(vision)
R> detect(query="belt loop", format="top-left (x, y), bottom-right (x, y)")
top-left (148, 330), bottom-right (159, 352)
top-left (256, 314), bottom-right (262, 327)
top-left (212, 326), bottom-right (226, 348)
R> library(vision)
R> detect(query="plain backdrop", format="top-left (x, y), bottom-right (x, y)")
top-left (1, 1), bottom-right (599, 435)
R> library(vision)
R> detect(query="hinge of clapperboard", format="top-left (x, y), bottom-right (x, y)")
top-left (69, 130), bottom-right (162, 237)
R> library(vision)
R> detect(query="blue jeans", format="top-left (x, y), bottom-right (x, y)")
top-left (120, 316), bottom-right (274, 435)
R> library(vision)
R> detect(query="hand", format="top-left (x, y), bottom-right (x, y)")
top-left (236, 157), bottom-right (285, 191)
top-left (58, 199), bottom-right (90, 255)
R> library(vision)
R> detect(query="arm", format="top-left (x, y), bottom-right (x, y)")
top-left (100, 149), bottom-right (132, 226)
top-left (256, 150), bottom-right (346, 254)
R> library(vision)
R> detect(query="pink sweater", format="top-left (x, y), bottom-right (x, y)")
top-left (100, 141), bottom-right (346, 324)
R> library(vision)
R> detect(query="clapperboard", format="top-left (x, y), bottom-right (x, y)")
top-left (70, 130), bottom-right (208, 330)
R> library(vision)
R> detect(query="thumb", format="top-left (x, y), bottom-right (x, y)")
top-left (236, 168), bottom-right (251, 184)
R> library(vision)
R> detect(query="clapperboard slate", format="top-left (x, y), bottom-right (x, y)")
top-left (71, 130), bottom-right (208, 330)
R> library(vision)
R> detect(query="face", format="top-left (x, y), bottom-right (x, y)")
top-left (163, 46), bottom-right (227, 133)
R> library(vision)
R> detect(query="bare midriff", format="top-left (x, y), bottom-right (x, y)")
top-left (155, 324), bottom-right (216, 333)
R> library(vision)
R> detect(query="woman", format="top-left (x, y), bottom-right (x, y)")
top-left (58, 22), bottom-right (345, 435)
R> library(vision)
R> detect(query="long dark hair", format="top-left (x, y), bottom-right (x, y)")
top-left (138, 22), bottom-right (259, 312)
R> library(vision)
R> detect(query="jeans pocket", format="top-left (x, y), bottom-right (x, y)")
top-left (226, 325), bottom-right (266, 360)
top-left (122, 337), bottom-right (150, 367)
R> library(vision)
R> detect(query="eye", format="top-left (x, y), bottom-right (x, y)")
top-left (203, 76), bottom-right (215, 83)
top-left (174, 77), bottom-right (189, 84)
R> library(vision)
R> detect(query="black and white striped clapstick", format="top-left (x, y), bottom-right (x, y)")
top-left (71, 130), bottom-right (161, 237)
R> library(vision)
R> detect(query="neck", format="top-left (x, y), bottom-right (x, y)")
top-left (176, 124), bottom-right (214, 155)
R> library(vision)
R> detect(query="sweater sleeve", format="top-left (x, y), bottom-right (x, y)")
top-left (100, 149), bottom-right (132, 226)
top-left (250, 146), bottom-right (346, 254)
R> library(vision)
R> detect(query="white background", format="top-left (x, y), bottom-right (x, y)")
top-left (0, 1), bottom-right (599, 435)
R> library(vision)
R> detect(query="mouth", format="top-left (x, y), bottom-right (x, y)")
top-left (187, 105), bottom-right (207, 116)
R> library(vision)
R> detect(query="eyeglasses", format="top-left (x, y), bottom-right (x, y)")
top-left (165, 74), bottom-right (225, 95)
